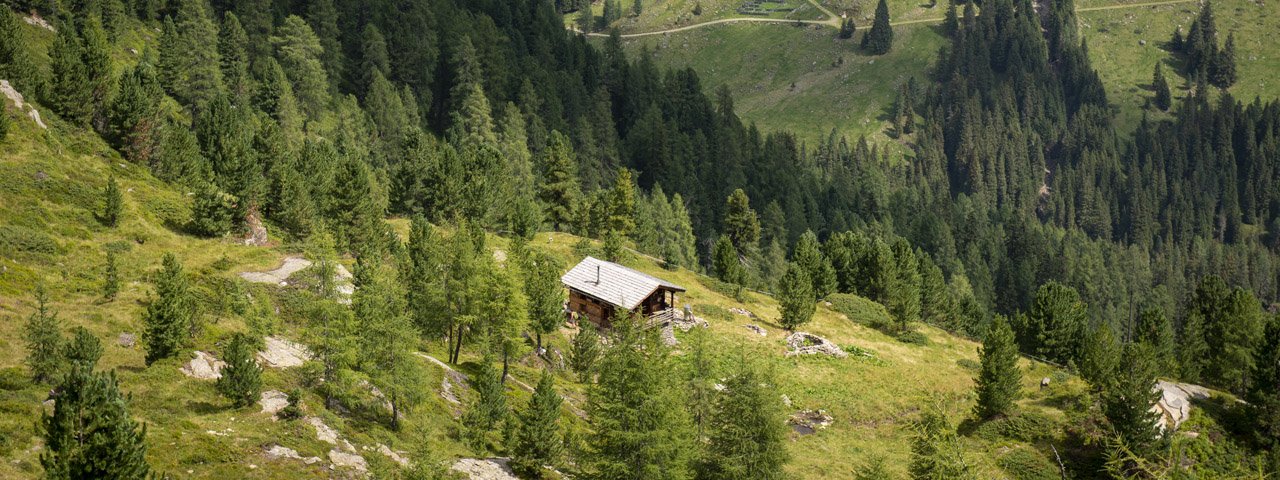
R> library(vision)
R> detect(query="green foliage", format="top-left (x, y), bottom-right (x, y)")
top-left (1023, 281), bottom-right (1087, 366)
top-left (524, 251), bottom-right (564, 350)
top-left (24, 285), bottom-right (63, 383)
top-left (101, 176), bottom-right (123, 227)
top-left (169, 0), bottom-right (225, 108)
top-left (974, 315), bottom-right (1022, 419)
top-left (886, 238), bottom-right (921, 332)
top-left (778, 262), bottom-right (815, 331)
top-left (698, 362), bottom-right (789, 480)
top-left (1152, 63), bottom-right (1171, 111)
top-left (143, 253), bottom-right (194, 365)
top-left (1078, 324), bottom-right (1121, 389)
top-left (1134, 306), bottom-right (1175, 376)
top-left (570, 325), bottom-right (602, 383)
top-left (996, 446), bottom-right (1059, 480)
top-left (510, 371), bottom-right (564, 477)
top-left (607, 169), bottom-right (637, 236)
top-left (64, 326), bottom-right (102, 371)
top-left (896, 330), bottom-right (929, 345)
top-left (47, 19), bottom-right (92, 125)
top-left (838, 18), bottom-right (856, 40)
top-left (354, 263), bottom-right (424, 429)
top-left (219, 12), bottom-right (252, 99)
top-left (1184, 276), bottom-right (1266, 393)
top-left (463, 358), bottom-right (507, 450)
top-left (793, 230), bottom-right (836, 300)
top-left (851, 456), bottom-right (889, 479)
top-left (40, 367), bottom-right (150, 479)
top-left (1101, 343), bottom-right (1163, 455)
top-left (585, 315), bottom-right (693, 480)
top-left (861, 0), bottom-right (894, 55)
top-left (217, 332), bottom-right (262, 408)
top-left (109, 59), bottom-right (165, 163)
top-left (271, 16), bottom-right (328, 119)
top-left (723, 189), bottom-right (760, 251)
top-left (0, 8), bottom-right (39, 94)
top-left (189, 183), bottom-right (236, 237)
top-left (539, 131), bottom-right (581, 231)
top-left (909, 404), bottom-right (975, 479)
top-left (1250, 317), bottom-right (1280, 445)
top-left (972, 410), bottom-right (1059, 443)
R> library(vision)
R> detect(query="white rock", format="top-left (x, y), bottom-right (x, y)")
top-left (180, 351), bottom-right (226, 380)
top-left (328, 448), bottom-right (367, 471)
top-left (264, 445), bottom-right (322, 465)
top-left (377, 444), bottom-right (410, 467)
top-left (1, 79), bottom-right (47, 129)
top-left (306, 416), bottom-right (340, 445)
top-left (259, 390), bottom-right (289, 417)
top-left (257, 336), bottom-right (313, 368)
top-left (451, 457), bottom-right (519, 480)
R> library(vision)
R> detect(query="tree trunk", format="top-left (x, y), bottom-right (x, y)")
top-left (451, 325), bottom-right (465, 364)
top-left (501, 349), bottom-right (509, 385)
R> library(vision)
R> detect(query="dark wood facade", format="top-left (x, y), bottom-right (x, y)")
top-left (568, 287), bottom-right (679, 328)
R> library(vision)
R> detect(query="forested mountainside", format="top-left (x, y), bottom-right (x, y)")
top-left (1, 0), bottom-right (1279, 478)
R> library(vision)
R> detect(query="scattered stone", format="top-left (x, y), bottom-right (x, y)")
top-left (180, 351), bottom-right (226, 380)
top-left (377, 444), bottom-right (410, 467)
top-left (492, 249), bottom-right (507, 263)
top-left (1, 79), bottom-right (47, 129)
top-left (1138, 39), bottom-right (1147, 46)
top-left (328, 448), bottom-right (367, 472)
top-left (660, 323), bottom-right (678, 346)
top-left (781, 394), bottom-right (792, 407)
top-left (788, 409), bottom-right (833, 435)
top-left (259, 390), bottom-right (289, 418)
top-left (744, 324), bottom-right (767, 336)
top-left (451, 457), bottom-right (519, 480)
top-left (257, 336), bottom-right (312, 368)
top-left (33, 170), bottom-right (48, 181)
top-left (306, 416), bottom-right (340, 445)
top-left (117, 333), bottom-right (137, 348)
top-left (1040, 377), bottom-right (1051, 389)
top-left (784, 332), bottom-right (847, 358)
top-left (729, 307), bottom-right (757, 319)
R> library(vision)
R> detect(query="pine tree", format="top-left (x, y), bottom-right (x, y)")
top-left (1026, 281), bottom-right (1088, 365)
top-left (1080, 324), bottom-right (1121, 389)
top-left (101, 176), bottom-right (123, 227)
top-left (539, 131), bottom-right (581, 231)
top-left (839, 18), bottom-right (856, 39)
top-left (510, 370), bottom-right (564, 477)
top-left (157, 17), bottom-right (181, 93)
top-left (570, 325), bottom-right (602, 382)
top-left (102, 250), bottom-right (120, 300)
top-left (942, 1), bottom-right (958, 35)
top-left (578, 7), bottom-right (594, 33)
top-left (1210, 32), bottom-right (1237, 89)
top-left (47, 20), bottom-right (92, 125)
top-left (779, 262), bottom-right (815, 331)
top-left (463, 358), bottom-right (508, 450)
top-left (0, 8), bottom-right (39, 94)
top-left (585, 315), bottom-right (693, 480)
top-left (64, 326), bottom-right (103, 370)
top-left (887, 238), bottom-right (922, 332)
top-left (607, 169), bottom-right (637, 236)
top-left (109, 58), bottom-right (165, 163)
top-left (189, 182), bottom-right (235, 237)
top-left (909, 405), bottom-right (974, 479)
top-left (1152, 63), bottom-right (1172, 111)
top-left (602, 229), bottom-right (625, 262)
top-left (40, 367), bottom-right (150, 479)
top-left (723, 189), bottom-right (761, 251)
top-left (974, 315), bottom-right (1021, 419)
top-left (1101, 343), bottom-right (1163, 455)
top-left (699, 362), bottom-right (789, 480)
top-left (862, 0), bottom-right (894, 55)
top-left (633, 0), bottom-right (644, 16)
top-left (794, 230), bottom-right (837, 299)
top-left (216, 332), bottom-right (262, 407)
top-left (24, 285), bottom-right (64, 383)
top-left (143, 253), bottom-right (194, 365)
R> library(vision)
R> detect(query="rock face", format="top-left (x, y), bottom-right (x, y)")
top-left (1153, 380), bottom-right (1211, 431)
top-left (240, 257), bottom-right (312, 285)
top-left (451, 457), bottom-right (520, 480)
top-left (242, 210), bottom-right (269, 246)
top-left (179, 351), bottom-right (226, 380)
top-left (377, 444), bottom-right (410, 467)
top-left (257, 336), bottom-right (313, 368)
top-left (259, 390), bottom-right (289, 418)
top-left (784, 332), bottom-right (848, 358)
top-left (328, 448), bottom-right (367, 472)
top-left (306, 416), bottom-right (340, 445)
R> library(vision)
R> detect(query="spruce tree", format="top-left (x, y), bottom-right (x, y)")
top-left (794, 230), bottom-right (837, 299)
top-left (102, 176), bottom-right (123, 227)
top-left (1079, 324), bottom-right (1121, 389)
top-left (570, 325), bottom-right (602, 382)
top-left (607, 168), bottom-right (637, 236)
top-left (974, 315), bottom-right (1021, 419)
top-left (24, 285), bottom-right (64, 384)
top-left (510, 370), bottom-right (564, 477)
top-left (358, 24), bottom-right (390, 93)
top-left (633, 0), bottom-right (644, 16)
top-left (887, 238), bottom-right (922, 332)
top-left (143, 253), bottom-right (194, 365)
top-left (448, 36), bottom-right (498, 148)
top-left (217, 332), bottom-right (262, 407)
top-left (218, 12), bottom-right (252, 99)
top-left (839, 18), bottom-right (856, 39)
top-left (909, 406), bottom-right (974, 479)
top-left (699, 362), bottom-right (789, 480)
top-left (862, 0), bottom-right (894, 55)
top-left (1152, 63), bottom-right (1171, 111)
top-left (685, 326), bottom-right (715, 441)
top-left (40, 366), bottom-right (150, 479)
top-left (271, 15), bottom-right (329, 119)
top-left (539, 131), bottom-right (581, 231)
top-left (63, 326), bottom-right (104, 372)
top-left (778, 262), bottom-right (815, 331)
top-left (0, 8), bottom-right (39, 94)
top-left (1211, 32), bottom-right (1237, 89)
top-left (103, 250), bottom-right (120, 301)
top-left (189, 183), bottom-right (235, 237)
top-left (1134, 306), bottom-right (1175, 376)
top-left (524, 251), bottom-right (564, 350)
top-left (171, 0), bottom-right (224, 108)
top-left (79, 16), bottom-right (112, 130)
top-left (1101, 343), bottom-right (1163, 454)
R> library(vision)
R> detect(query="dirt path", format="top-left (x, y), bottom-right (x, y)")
top-left (414, 352), bottom-right (588, 419)
top-left (577, 0), bottom-right (1196, 37)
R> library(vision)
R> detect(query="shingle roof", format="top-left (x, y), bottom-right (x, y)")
top-left (561, 256), bottom-right (685, 310)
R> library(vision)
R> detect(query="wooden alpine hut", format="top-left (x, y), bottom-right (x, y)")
top-left (561, 256), bottom-right (686, 328)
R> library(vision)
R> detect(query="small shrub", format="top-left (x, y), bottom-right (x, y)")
top-left (827, 293), bottom-right (893, 327)
top-left (997, 446), bottom-right (1060, 480)
top-left (895, 330), bottom-right (929, 345)
top-left (0, 367), bottom-right (30, 391)
top-left (973, 410), bottom-right (1060, 442)
top-left (279, 388), bottom-right (304, 420)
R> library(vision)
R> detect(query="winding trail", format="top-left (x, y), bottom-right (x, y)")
top-left (576, 0), bottom-right (1197, 38)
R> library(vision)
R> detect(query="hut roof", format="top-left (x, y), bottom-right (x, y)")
top-left (561, 256), bottom-right (685, 310)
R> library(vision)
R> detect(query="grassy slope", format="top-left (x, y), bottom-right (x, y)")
top-left (1079, 0), bottom-right (1279, 133)
top-left (611, 22), bottom-right (944, 148)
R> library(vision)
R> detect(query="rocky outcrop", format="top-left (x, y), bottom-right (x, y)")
top-left (117, 333), bottom-right (137, 348)
top-left (257, 336), bottom-right (312, 368)
top-left (451, 457), bottom-right (520, 480)
top-left (263, 445), bottom-right (321, 465)
top-left (1, 80), bottom-right (47, 129)
top-left (788, 409), bottom-right (833, 435)
top-left (179, 351), bottom-right (225, 380)
top-left (785, 332), bottom-right (847, 358)
top-left (259, 390), bottom-right (289, 418)
top-left (1153, 381), bottom-right (1211, 431)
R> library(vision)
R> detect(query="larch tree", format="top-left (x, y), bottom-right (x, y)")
top-left (108, 58), bottom-right (165, 163)
top-left (570, 325), bottom-right (602, 382)
top-left (607, 168), bottom-right (637, 237)
top-left (1249, 317), bottom-right (1280, 447)
top-left (143, 253), bottom-right (194, 365)
top-left (463, 357), bottom-right (508, 450)
top-left (271, 15), bottom-right (329, 119)
top-left (103, 251), bottom-right (120, 300)
top-left (40, 367), bottom-right (150, 479)
top-left (778, 262), bottom-right (815, 331)
top-left (510, 370), bottom-right (565, 477)
top-left (524, 251), bottom-right (564, 350)
top-left (793, 230), bottom-right (837, 299)
top-left (216, 332), bottom-right (262, 407)
top-left (698, 361), bottom-right (789, 480)
top-left (974, 315), bottom-right (1022, 419)
top-left (909, 405), bottom-right (974, 480)
top-left (355, 264), bottom-right (425, 429)
top-left (24, 285), bottom-right (64, 383)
